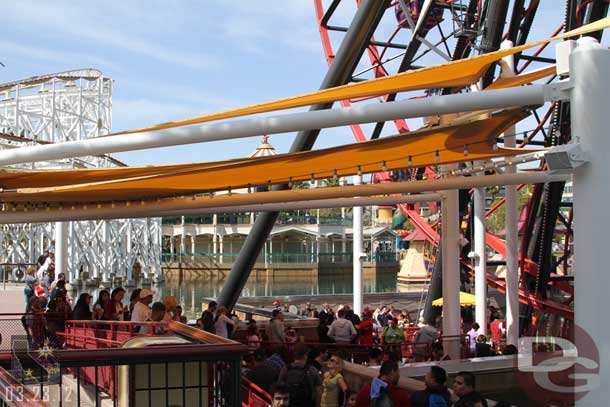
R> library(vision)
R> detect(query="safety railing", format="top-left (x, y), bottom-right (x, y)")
top-left (162, 250), bottom-right (399, 264)
top-left (241, 377), bottom-right (271, 407)
top-left (1, 263), bottom-right (38, 284)
top-left (6, 343), bottom-right (245, 406)
top-left (2, 318), bottom-right (249, 406)
top-left (162, 214), bottom-right (354, 226)
top-left (0, 312), bottom-right (74, 353)
top-left (234, 333), bottom-right (472, 364)
top-left (63, 320), bottom-right (173, 349)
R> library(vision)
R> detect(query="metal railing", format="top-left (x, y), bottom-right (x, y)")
top-left (162, 214), bottom-right (354, 226)
top-left (162, 250), bottom-right (399, 264)
top-left (1, 263), bottom-right (38, 285)
top-left (233, 333), bottom-right (472, 364)
top-left (0, 316), bottom-right (250, 406)
top-left (0, 312), bottom-right (74, 353)
top-left (241, 377), bottom-right (271, 407)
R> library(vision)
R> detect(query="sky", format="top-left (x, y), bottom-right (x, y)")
top-left (0, 1), bottom-right (599, 167)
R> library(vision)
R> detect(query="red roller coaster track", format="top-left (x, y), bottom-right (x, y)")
top-left (314, 0), bottom-right (577, 320)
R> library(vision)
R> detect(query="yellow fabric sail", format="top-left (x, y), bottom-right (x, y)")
top-left (0, 109), bottom-right (534, 204)
top-left (486, 65), bottom-right (557, 90)
top-left (113, 18), bottom-right (609, 136)
top-left (0, 68), bottom-right (553, 192)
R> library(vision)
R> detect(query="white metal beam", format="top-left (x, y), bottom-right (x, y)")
top-left (0, 84), bottom-right (555, 166)
top-left (0, 172), bottom-right (569, 224)
top-left (352, 174), bottom-right (364, 316)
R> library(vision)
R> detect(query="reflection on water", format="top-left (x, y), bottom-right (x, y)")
top-left (75, 270), bottom-right (400, 319)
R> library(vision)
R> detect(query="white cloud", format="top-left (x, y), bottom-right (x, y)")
top-left (213, 0), bottom-right (323, 55)
top-left (3, 1), bottom-right (222, 71)
top-left (0, 40), bottom-right (124, 74)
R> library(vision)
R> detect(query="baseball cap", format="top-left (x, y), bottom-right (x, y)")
top-left (272, 300), bottom-right (281, 306)
top-left (139, 289), bottom-right (155, 299)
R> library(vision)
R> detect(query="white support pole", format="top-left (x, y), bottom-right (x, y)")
top-left (126, 220), bottom-right (134, 284)
top-left (441, 175), bottom-right (461, 360)
top-left (55, 222), bottom-right (68, 281)
top-left (27, 227), bottom-right (35, 265)
top-left (102, 220), bottom-right (110, 284)
top-left (180, 216), bottom-right (186, 264)
top-left (0, 85), bottom-right (550, 166)
top-left (191, 235), bottom-right (196, 262)
top-left (353, 174), bottom-right (364, 316)
top-left (501, 40), bottom-right (520, 347)
top-left (473, 183), bottom-right (488, 336)
top-left (68, 222), bottom-right (75, 282)
top-left (219, 235), bottom-right (224, 264)
top-left (571, 37), bottom-right (610, 407)
top-left (269, 236), bottom-right (273, 264)
top-left (14, 85), bottom-right (20, 140)
top-left (51, 78), bottom-right (56, 141)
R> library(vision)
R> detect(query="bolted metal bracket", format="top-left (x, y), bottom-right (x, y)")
top-left (545, 143), bottom-right (589, 173)
top-left (543, 79), bottom-right (573, 102)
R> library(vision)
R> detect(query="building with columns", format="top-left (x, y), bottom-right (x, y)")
top-left (161, 136), bottom-right (400, 276)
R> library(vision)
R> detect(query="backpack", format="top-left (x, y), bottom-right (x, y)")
top-left (284, 365), bottom-right (312, 407)
top-left (372, 386), bottom-right (396, 407)
top-left (428, 393), bottom-right (447, 407)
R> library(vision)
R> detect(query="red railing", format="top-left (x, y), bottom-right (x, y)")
top-left (63, 319), bottom-right (172, 349)
top-left (60, 320), bottom-right (173, 399)
top-left (241, 377), bottom-right (272, 407)
top-left (236, 333), bottom-right (472, 363)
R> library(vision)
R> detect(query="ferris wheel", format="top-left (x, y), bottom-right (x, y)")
top-left (314, 0), bottom-right (609, 332)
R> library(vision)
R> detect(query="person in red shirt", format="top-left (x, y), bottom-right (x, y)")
top-left (355, 361), bottom-right (411, 407)
top-left (357, 309), bottom-right (375, 346)
top-left (489, 312), bottom-right (506, 349)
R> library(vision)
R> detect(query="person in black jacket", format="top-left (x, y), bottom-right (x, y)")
top-left (452, 372), bottom-right (487, 407)
top-left (201, 301), bottom-right (217, 333)
top-left (411, 366), bottom-right (452, 407)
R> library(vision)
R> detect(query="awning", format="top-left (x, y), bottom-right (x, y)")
top-left (0, 109), bottom-right (534, 204)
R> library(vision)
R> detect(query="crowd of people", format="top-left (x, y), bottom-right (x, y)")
top-left (223, 300), bottom-right (513, 363)
top-left (21, 249), bottom-right (188, 348)
top-left (197, 299), bottom-right (516, 407)
top-left (261, 347), bottom-right (492, 407)
top-left (22, 249), bottom-right (516, 406)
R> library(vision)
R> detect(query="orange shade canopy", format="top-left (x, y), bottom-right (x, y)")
top-left (0, 109), bottom-right (535, 205)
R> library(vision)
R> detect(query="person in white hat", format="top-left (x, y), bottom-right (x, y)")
top-left (131, 288), bottom-right (155, 324)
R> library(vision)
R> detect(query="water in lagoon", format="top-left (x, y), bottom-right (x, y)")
top-left (75, 269), bottom-right (413, 319)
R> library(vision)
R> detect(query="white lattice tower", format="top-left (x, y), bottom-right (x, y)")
top-left (0, 70), bottom-right (161, 282)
